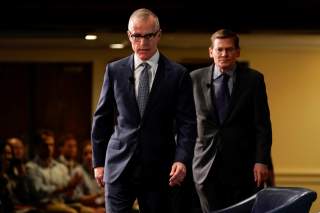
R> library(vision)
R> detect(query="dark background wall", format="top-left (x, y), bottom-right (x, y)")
top-left (1, 0), bottom-right (320, 38)
top-left (0, 62), bottom-right (92, 155)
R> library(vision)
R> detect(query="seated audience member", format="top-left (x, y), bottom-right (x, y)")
top-left (57, 134), bottom-right (103, 213)
top-left (57, 134), bottom-right (82, 175)
top-left (7, 137), bottom-right (28, 179)
top-left (79, 141), bottom-right (105, 209)
top-left (0, 139), bottom-right (14, 213)
top-left (6, 138), bottom-right (37, 212)
top-left (26, 129), bottom-right (86, 213)
top-left (7, 137), bottom-right (27, 163)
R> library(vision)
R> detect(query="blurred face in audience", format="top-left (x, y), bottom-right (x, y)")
top-left (1, 144), bottom-right (13, 171)
top-left (8, 138), bottom-right (25, 160)
top-left (39, 135), bottom-right (55, 160)
top-left (4, 144), bottom-right (13, 160)
top-left (61, 138), bottom-right (78, 160)
top-left (83, 143), bottom-right (93, 169)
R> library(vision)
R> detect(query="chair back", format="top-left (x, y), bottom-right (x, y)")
top-left (211, 194), bottom-right (256, 213)
top-left (252, 187), bottom-right (317, 213)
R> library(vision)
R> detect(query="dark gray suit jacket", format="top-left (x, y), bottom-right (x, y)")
top-left (91, 53), bottom-right (197, 184)
top-left (191, 63), bottom-right (272, 186)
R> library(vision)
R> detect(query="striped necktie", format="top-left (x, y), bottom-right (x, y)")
top-left (137, 63), bottom-right (150, 116)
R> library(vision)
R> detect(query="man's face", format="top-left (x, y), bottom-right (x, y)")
top-left (1, 144), bottom-right (13, 171)
top-left (83, 144), bottom-right (92, 168)
top-left (8, 138), bottom-right (25, 160)
top-left (128, 16), bottom-right (160, 61)
top-left (209, 38), bottom-right (240, 71)
top-left (61, 139), bottom-right (78, 160)
top-left (39, 136), bottom-right (55, 159)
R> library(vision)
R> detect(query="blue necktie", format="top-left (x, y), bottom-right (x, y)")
top-left (215, 73), bottom-right (230, 123)
top-left (137, 63), bottom-right (150, 116)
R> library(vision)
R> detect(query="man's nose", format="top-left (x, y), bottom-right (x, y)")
top-left (221, 50), bottom-right (228, 56)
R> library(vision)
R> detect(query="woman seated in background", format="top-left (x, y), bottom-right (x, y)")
top-left (77, 141), bottom-right (105, 213)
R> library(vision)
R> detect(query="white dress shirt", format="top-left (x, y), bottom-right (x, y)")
top-left (133, 50), bottom-right (159, 96)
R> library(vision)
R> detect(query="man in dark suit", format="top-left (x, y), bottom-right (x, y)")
top-left (91, 8), bottom-right (197, 213)
top-left (191, 29), bottom-right (272, 213)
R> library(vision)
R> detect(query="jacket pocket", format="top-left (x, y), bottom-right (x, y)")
top-left (108, 138), bottom-right (122, 150)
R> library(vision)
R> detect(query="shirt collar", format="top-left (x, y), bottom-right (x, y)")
top-left (34, 155), bottom-right (58, 168)
top-left (213, 64), bottom-right (236, 80)
top-left (134, 50), bottom-right (159, 69)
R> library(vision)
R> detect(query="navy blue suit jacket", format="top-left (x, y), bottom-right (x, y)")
top-left (91, 53), bottom-right (197, 184)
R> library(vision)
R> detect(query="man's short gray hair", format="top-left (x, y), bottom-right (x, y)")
top-left (128, 8), bottom-right (160, 32)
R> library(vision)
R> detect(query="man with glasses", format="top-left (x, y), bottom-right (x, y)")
top-left (91, 8), bottom-right (197, 213)
top-left (191, 29), bottom-right (272, 212)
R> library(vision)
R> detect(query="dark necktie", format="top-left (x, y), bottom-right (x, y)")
top-left (137, 63), bottom-right (150, 116)
top-left (215, 73), bottom-right (230, 123)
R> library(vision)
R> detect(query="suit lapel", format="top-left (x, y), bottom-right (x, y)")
top-left (202, 65), bottom-right (219, 122)
top-left (125, 55), bottom-right (141, 119)
top-left (224, 64), bottom-right (243, 122)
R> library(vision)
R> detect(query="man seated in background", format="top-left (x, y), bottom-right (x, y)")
top-left (26, 129), bottom-right (93, 213)
top-left (6, 137), bottom-right (36, 212)
top-left (57, 134), bottom-right (82, 176)
top-left (0, 139), bottom-right (15, 212)
top-left (78, 141), bottom-right (105, 212)
top-left (58, 134), bottom-right (105, 213)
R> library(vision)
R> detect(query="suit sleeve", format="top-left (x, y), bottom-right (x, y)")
top-left (91, 64), bottom-right (115, 168)
top-left (254, 73), bottom-right (272, 165)
top-left (174, 70), bottom-right (197, 165)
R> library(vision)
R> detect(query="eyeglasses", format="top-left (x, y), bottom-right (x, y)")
top-left (214, 47), bottom-right (237, 55)
top-left (129, 30), bottom-right (160, 42)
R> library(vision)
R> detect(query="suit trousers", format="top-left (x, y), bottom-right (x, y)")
top-left (195, 160), bottom-right (261, 213)
top-left (105, 153), bottom-right (175, 213)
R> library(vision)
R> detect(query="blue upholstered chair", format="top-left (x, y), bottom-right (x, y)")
top-left (212, 187), bottom-right (317, 213)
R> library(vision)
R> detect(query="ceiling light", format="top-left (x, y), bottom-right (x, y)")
top-left (109, 43), bottom-right (125, 49)
top-left (85, 34), bottom-right (97, 40)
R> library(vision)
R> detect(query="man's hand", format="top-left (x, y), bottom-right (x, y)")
top-left (254, 163), bottom-right (269, 187)
top-left (94, 167), bottom-right (105, 187)
top-left (169, 162), bottom-right (186, 187)
top-left (68, 171), bottom-right (83, 190)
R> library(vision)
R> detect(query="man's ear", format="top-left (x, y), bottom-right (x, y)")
top-left (208, 47), bottom-right (213, 58)
top-left (127, 31), bottom-right (131, 40)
